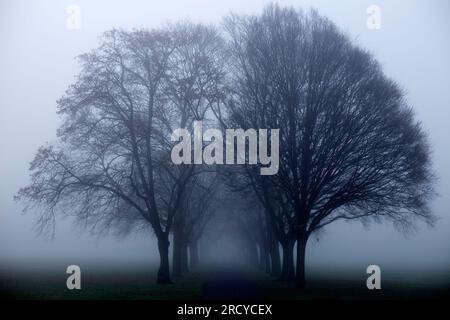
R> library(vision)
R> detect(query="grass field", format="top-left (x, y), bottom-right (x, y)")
top-left (1, 261), bottom-right (449, 300)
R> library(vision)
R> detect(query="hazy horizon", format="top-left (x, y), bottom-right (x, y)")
top-left (1, 0), bottom-right (449, 280)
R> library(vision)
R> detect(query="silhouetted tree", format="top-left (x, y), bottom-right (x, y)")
top-left (222, 5), bottom-right (435, 289)
top-left (217, 180), bottom-right (276, 273)
top-left (217, 162), bottom-right (294, 279)
top-left (16, 23), bottom-right (225, 284)
top-left (185, 172), bottom-right (219, 270)
top-left (15, 5), bottom-right (435, 291)
top-left (173, 171), bottom-right (218, 275)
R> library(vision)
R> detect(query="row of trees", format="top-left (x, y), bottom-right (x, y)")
top-left (17, 24), bottom-right (225, 284)
top-left (17, 5), bottom-right (434, 289)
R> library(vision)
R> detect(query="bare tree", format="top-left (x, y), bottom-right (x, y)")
top-left (222, 5), bottom-right (435, 289)
top-left (16, 23), bottom-right (225, 284)
top-left (172, 170), bottom-right (218, 276)
top-left (15, 5), bottom-right (435, 291)
top-left (185, 172), bottom-right (219, 270)
top-left (219, 168), bottom-right (283, 276)
top-left (223, 195), bottom-right (261, 268)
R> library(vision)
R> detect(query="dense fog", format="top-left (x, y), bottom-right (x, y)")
top-left (0, 0), bottom-right (449, 285)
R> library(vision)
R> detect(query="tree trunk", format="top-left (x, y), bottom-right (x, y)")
top-left (295, 235), bottom-right (308, 290)
top-left (181, 242), bottom-right (189, 273)
top-left (264, 246), bottom-right (271, 274)
top-left (157, 236), bottom-right (172, 284)
top-left (258, 240), bottom-right (266, 271)
top-left (265, 211), bottom-right (281, 277)
top-left (279, 240), bottom-right (295, 281)
top-left (189, 240), bottom-right (199, 269)
top-left (268, 233), bottom-right (281, 277)
top-left (172, 226), bottom-right (182, 277)
top-left (258, 239), bottom-right (271, 273)
top-left (246, 239), bottom-right (259, 267)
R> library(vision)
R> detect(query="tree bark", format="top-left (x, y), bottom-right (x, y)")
top-left (157, 236), bottom-right (172, 284)
top-left (181, 242), bottom-right (189, 273)
top-left (268, 232), bottom-right (281, 277)
top-left (258, 239), bottom-right (266, 271)
top-left (258, 239), bottom-right (271, 273)
top-left (246, 239), bottom-right (259, 267)
top-left (265, 211), bottom-right (281, 277)
top-left (189, 240), bottom-right (199, 269)
top-left (279, 240), bottom-right (295, 281)
top-left (172, 226), bottom-right (182, 277)
top-left (295, 235), bottom-right (308, 289)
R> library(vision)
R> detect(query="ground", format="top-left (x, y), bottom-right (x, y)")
top-left (1, 261), bottom-right (449, 300)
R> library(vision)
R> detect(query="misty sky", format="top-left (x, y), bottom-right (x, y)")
top-left (0, 0), bottom-right (449, 275)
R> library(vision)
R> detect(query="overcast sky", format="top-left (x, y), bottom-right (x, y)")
top-left (0, 0), bottom-right (449, 277)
